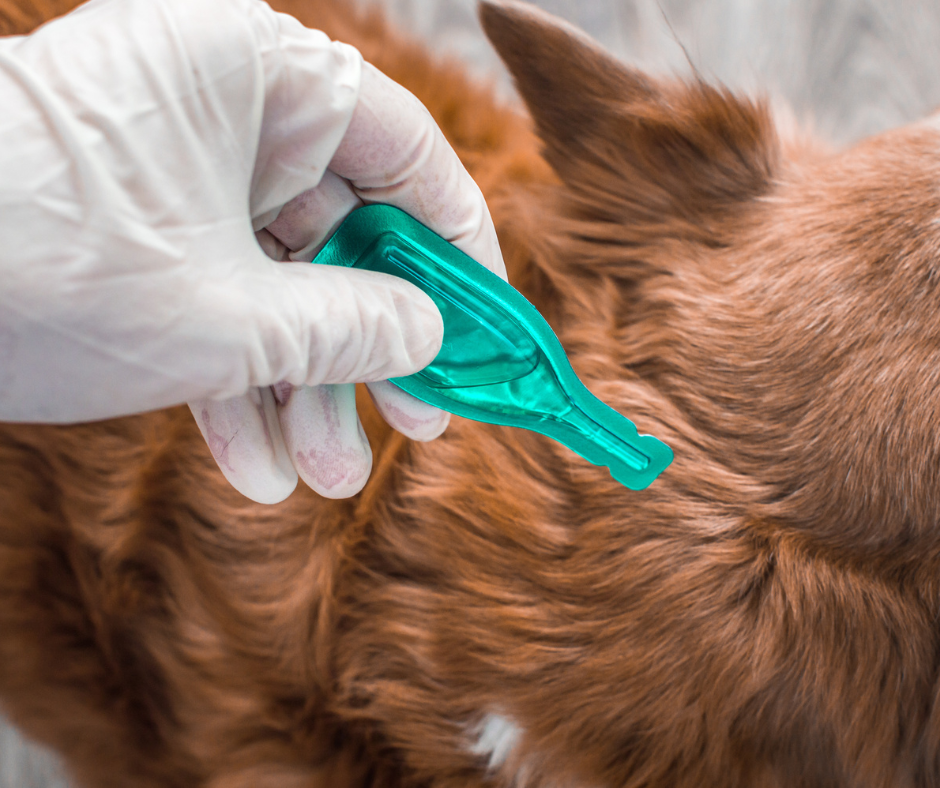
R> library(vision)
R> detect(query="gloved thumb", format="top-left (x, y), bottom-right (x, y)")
top-left (206, 256), bottom-right (444, 398)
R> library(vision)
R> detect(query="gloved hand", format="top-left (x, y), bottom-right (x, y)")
top-left (0, 0), bottom-right (505, 503)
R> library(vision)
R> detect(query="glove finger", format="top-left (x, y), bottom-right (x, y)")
top-left (216, 258), bottom-right (443, 395)
top-left (266, 169), bottom-right (363, 262)
top-left (365, 380), bottom-right (450, 442)
top-left (329, 62), bottom-right (507, 280)
top-left (247, 0), bottom-right (362, 227)
top-left (266, 172), bottom-right (450, 442)
top-left (255, 228), bottom-right (290, 261)
top-left (274, 382), bottom-right (372, 498)
top-left (188, 388), bottom-right (297, 505)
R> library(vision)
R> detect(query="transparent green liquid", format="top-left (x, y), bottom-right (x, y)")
top-left (312, 205), bottom-right (672, 490)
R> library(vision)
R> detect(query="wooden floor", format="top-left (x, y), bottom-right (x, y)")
top-left (3, 0), bottom-right (939, 784)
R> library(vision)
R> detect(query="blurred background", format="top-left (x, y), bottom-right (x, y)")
top-left (4, 0), bottom-right (940, 784)
top-left (365, 0), bottom-right (940, 144)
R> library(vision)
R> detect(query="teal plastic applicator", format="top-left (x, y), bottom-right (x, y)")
top-left (311, 205), bottom-right (672, 490)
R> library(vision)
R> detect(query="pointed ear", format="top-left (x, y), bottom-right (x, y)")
top-left (479, 0), bottom-right (778, 222)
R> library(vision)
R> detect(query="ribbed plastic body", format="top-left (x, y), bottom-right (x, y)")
top-left (312, 205), bottom-right (672, 490)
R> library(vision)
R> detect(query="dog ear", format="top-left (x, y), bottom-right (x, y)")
top-left (478, 0), bottom-right (778, 223)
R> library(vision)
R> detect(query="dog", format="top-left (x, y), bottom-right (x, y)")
top-left (4, 0), bottom-right (940, 786)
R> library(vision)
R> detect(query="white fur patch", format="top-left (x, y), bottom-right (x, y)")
top-left (469, 713), bottom-right (523, 769)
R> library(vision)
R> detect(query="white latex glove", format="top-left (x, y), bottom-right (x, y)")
top-left (0, 0), bottom-right (505, 503)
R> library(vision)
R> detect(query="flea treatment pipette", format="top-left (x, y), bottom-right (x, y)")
top-left (311, 205), bottom-right (673, 490)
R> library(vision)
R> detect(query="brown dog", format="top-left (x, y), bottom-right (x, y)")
top-left (4, 1), bottom-right (940, 786)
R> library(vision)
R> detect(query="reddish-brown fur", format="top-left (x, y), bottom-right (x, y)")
top-left (3, 1), bottom-right (940, 786)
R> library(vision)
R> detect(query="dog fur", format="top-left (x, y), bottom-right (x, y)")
top-left (4, 0), bottom-right (940, 786)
